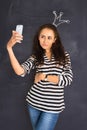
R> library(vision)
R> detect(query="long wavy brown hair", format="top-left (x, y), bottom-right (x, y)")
top-left (32, 23), bottom-right (66, 66)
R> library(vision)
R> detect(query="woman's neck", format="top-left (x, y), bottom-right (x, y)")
top-left (45, 50), bottom-right (52, 60)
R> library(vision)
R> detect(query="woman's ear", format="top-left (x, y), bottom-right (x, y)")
top-left (53, 38), bottom-right (56, 43)
top-left (54, 38), bottom-right (56, 41)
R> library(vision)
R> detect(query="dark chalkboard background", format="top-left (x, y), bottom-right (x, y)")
top-left (0, 0), bottom-right (87, 130)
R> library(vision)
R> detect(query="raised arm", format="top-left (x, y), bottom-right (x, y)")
top-left (7, 31), bottom-right (25, 75)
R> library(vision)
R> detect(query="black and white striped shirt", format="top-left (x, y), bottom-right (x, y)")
top-left (21, 52), bottom-right (73, 113)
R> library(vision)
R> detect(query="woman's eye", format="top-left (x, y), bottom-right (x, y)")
top-left (41, 35), bottom-right (45, 38)
top-left (48, 36), bottom-right (52, 40)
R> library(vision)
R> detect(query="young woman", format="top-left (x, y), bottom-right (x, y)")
top-left (7, 24), bottom-right (73, 130)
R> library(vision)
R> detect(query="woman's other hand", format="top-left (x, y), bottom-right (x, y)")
top-left (34, 73), bottom-right (46, 83)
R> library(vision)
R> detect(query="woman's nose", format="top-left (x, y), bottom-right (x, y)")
top-left (43, 37), bottom-right (47, 42)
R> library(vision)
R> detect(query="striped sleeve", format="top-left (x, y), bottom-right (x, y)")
top-left (20, 55), bottom-right (36, 77)
top-left (58, 52), bottom-right (73, 86)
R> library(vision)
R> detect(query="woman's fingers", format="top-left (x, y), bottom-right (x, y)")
top-left (12, 31), bottom-right (23, 43)
top-left (7, 31), bottom-right (23, 49)
top-left (34, 73), bottom-right (46, 83)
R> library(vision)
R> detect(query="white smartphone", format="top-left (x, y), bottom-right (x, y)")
top-left (16, 25), bottom-right (23, 35)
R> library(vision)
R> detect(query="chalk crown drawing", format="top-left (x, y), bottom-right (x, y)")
top-left (52, 11), bottom-right (70, 27)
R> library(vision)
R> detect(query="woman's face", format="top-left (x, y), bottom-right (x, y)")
top-left (39, 28), bottom-right (56, 52)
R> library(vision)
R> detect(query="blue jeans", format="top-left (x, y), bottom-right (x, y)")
top-left (27, 104), bottom-right (60, 130)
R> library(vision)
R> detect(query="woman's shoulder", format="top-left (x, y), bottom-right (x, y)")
top-left (65, 51), bottom-right (70, 56)
top-left (30, 54), bottom-right (36, 58)
top-left (64, 51), bottom-right (71, 63)
top-left (65, 51), bottom-right (70, 55)
top-left (29, 54), bottom-right (37, 61)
